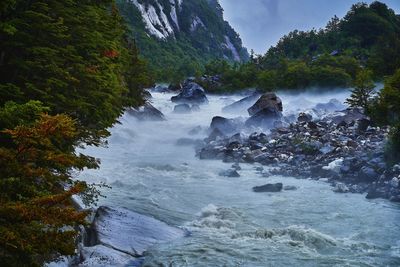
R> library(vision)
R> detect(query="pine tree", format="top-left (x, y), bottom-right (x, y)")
top-left (346, 69), bottom-right (376, 110)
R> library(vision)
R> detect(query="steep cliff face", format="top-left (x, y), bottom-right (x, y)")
top-left (116, 0), bottom-right (248, 80)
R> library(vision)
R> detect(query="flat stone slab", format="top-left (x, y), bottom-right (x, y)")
top-left (93, 206), bottom-right (186, 257)
top-left (79, 245), bottom-right (143, 267)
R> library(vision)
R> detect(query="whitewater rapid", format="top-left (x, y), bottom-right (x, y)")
top-left (79, 90), bottom-right (400, 266)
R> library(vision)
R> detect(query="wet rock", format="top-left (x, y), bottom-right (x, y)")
top-left (191, 104), bottom-right (201, 112)
top-left (171, 82), bottom-right (208, 104)
top-left (283, 185), bottom-right (297, 191)
top-left (210, 116), bottom-right (241, 135)
top-left (153, 85), bottom-right (169, 93)
top-left (357, 118), bottom-right (372, 133)
top-left (245, 108), bottom-right (282, 128)
top-left (390, 177), bottom-right (399, 188)
top-left (245, 93), bottom-right (283, 128)
top-left (168, 83), bottom-right (182, 92)
top-left (253, 183), bottom-right (283, 192)
top-left (366, 188), bottom-right (387, 199)
top-left (248, 93), bottom-right (283, 116)
top-left (142, 90), bottom-right (152, 100)
top-left (297, 112), bottom-right (312, 122)
top-left (92, 206), bottom-right (186, 257)
top-left (205, 128), bottom-right (225, 142)
top-left (222, 92), bottom-right (261, 113)
top-left (314, 99), bottom-right (345, 112)
top-left (219, 169), bottom-right (240, 177)
top-left (331, 108), bottom-right (367, 126)
top-left (231, 163), bottom-right (241, 170)
top-left (333, 183), bottom-right (349, 193)
top-left (358, 166), bottom-right (377, 182)
top-left (319, 144), bottom-right (334, 155)
top-left (127, 103), bottom-right (165, 121)
top-left (198, 145), bottom-right (225, 160)
top-left (390, 195), bottom-right (400, 202)
top-left (78, 245), bottom-right (143, 267)
top-left (227, 133), bottom-right (244, 146)
top-left (322, 158), bottom-right (343, 173)
top-left (197, 102), bottom-right (394, 200)
top-left (174, 104), bottom-right (191, 114)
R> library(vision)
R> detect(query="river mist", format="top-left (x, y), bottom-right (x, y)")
top-left (78, 89), bottom-right (400, 267)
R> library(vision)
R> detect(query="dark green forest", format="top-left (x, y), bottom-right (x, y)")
top-left (202, 2), bottom-right (400, 92)
top-left (0, 0), bottom-right (151, 266)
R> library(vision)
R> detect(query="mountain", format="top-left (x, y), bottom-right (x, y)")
top-left (116, 0), bottom-right (249, 81)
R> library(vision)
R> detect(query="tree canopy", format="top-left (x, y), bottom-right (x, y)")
top-left (0, 1), bottom-right (151, 265)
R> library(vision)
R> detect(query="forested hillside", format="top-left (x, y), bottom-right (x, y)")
top-left (199, 1), bottom-right (400, 163)
top-left (204, 1), bottom-right (400, 91)
top-left (0, 1), bottom-right (152, 266)
top-left (116, 0), bottom-right (249, 82)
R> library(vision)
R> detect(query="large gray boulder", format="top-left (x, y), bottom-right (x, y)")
top-left (222, 92), bottom-right (261, 113)
top-left (253, 183), bottom-right (283, 192)
top-left (331, 108), bottom-right (367, 126)
top-left (247, 93), bottom-right (283, 116)
top-left (210, 116), bottom-right (242, 135)
top-left (127, 103), bottom-right (165, 121)
top-left (245, 93), bottom-right (283, 128)
top-left (91, 206), bottom-right (186, 257)
top-left (171, 82), bottom-right (208, 104)
top-left (314, 99), bottom-right (346, 113)
top-left (173, 104), bottom-right (191, 114)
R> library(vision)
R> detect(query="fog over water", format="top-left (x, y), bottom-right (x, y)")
top-left (78, 89), bottom-right (400, 266)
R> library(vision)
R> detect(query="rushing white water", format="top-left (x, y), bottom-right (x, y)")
top-left (79, 90), bottom-right (400, 267)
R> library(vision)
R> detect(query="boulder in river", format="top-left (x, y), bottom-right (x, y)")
top-left (314, 99), bottom-right (346, 113)
top-left (153, 84), bottom-right (170, 93)
top-left (171, 82), bottom-right (208, 104)
top-left (245, 93), bottom-right (283, 128)
top-left (127, 103), bottom-right (165, 121)
top-left (191, 104), bottom-right (201, 112)
top-left (219, 169), bottom-right (240, 177)
top-left (331, 108), bottom-right (367, 126)
top-left (210, 116), bottom-right (242, 135)
top-left (91, 206), bottom-right (186, 257)
top-left (297, 112), bottom-right (313, 122)
top-left (168, 83), bottom-right (183, 92)
top-left (222, 92), bottom-right (261, 113)
top-left (252, 183), bottom-right (283, 192)
top-left (174, 104), bottom-right (191, 114)
top-left (333, 183), bottom-right (350, 193)
top-left (247, 93), bottom-right (283, 116)
top-left (79, 245), bottom-right (144, 267)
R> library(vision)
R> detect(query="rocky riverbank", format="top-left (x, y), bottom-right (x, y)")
top-left (47, 205), bottom-right (187, 267)
top-left (196, 91), bottom-right (400, 202)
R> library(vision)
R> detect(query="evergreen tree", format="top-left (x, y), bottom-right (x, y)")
top-left (346, 69), bottom-right (376, 110)
top-left (0, 0), bottom-right (151, 265)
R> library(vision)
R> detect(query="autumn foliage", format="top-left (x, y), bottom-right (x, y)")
top-left (0, 106), bottom-right (99, 266)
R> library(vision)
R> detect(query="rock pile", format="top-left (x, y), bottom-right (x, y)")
top-left (198, 107), bottom-right (400, 201)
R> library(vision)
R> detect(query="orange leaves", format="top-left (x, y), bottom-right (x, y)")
top-left (3, 113), bottom-right (77, 144)
top-left (102, 49), bottom-right (120, 59)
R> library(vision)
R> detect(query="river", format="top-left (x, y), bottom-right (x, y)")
top-left (78, 90), bottom-right (400, 267)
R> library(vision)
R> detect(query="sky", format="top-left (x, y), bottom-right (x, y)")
top-left (219, 0), bottom-right (400, 54)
